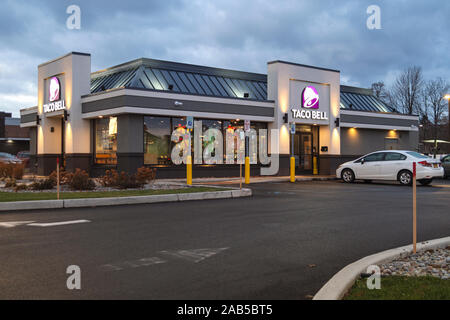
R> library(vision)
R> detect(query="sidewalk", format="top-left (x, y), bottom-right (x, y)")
top-left (158, 175), bottom-right (337, 185)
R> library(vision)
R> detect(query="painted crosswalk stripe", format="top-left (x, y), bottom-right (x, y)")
top-left (28, 219), bottom-right (91, 227)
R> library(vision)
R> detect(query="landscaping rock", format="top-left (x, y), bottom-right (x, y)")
top-left (379, 247), bottom-right (449, 280)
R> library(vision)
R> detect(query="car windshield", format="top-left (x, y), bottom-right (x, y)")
top-left (406, 151), bottom-right (429, 159)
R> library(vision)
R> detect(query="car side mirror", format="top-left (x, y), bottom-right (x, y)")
top-left (361, 159), bottom-right (365, 165)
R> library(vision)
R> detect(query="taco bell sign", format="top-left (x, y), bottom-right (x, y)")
top-left (291, 85), bottom-right (327, 121)
top-left (43, 76), bottom-right (66, 113)
top-left (302, 86), bottom-right (319, 109)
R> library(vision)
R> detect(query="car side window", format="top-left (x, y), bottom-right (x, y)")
top-left (363, 152), bottom-right (385, 162)
top-left (384, 152), bottom-right (407, 161)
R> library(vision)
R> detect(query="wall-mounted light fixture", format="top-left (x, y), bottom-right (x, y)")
top-left (64, 109), bottom-right (69, 122)
top-left (282, 113), bottom-right (288, 123)
top-left (334, 117), bottom-right (340, 127)
top-left (243, 92), bottom-right (249, 98)
top-left (36, 114), bottom-right (40, 125)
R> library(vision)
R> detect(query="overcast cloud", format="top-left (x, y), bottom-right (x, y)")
top-left (0, 0), bottom-right (449, 116)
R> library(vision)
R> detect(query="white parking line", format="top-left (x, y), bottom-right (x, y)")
top-left (0, 221), bottom-right (35, 228)
top-left (159, 247), bottom-right (229, 263)
top-left (27, 219), bottom-right (91, 227)
top-left (100, 257), bottom-right (167, 271)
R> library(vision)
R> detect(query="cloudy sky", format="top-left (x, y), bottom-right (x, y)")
top-left (0, 0), bottom-right (449, 116)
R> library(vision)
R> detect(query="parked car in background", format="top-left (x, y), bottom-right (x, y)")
top-left (0, 152), bottom-right (22, 164)
top-left (16, 151), bottom-right (30, 166)
top-left (336, 150), bottom-right (444, 186)
top-left (441, 154), bottom-right (450, 178)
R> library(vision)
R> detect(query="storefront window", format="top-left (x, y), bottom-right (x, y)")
top-left (95, 117), bottom-right (117, 165)
top-left (144, 116), bottom-right (171, 165)
top-left (141, 116), bottom-right (268, 166)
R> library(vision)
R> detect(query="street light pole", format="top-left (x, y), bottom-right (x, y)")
top-left (446, 95), bottom-right (450, 142)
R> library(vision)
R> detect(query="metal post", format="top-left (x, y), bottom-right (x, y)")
top-left (245, 136), bottom-right (250, 184)
top-left (186, 155), bottom-right (192, 186)
top-left (290, 129), bottom-right (295, 182)
top-left (56, 157), bottom-right (60, 200)
top-left (413, 162), bottom-right (417, 253)
top-left (448, 98), bottom-right (450, 143)
top-left (313, 156), bottom-right (318, 175)
top-left (239, 162), bottom-right (242, 189)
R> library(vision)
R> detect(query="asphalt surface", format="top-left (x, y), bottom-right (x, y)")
top-left (0, 180), bottom-right (449, 299)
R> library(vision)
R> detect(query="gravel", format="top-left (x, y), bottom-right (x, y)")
top-left (379, 246), bottom-right (449, 280)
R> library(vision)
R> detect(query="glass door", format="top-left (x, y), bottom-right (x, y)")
top-left (300, 133), bottom-right (313, 171)
top-left (293, 125), bottom-right (318, 174)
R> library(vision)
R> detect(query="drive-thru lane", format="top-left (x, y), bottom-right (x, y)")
top-left (0, 180), bottom-right (449, 299)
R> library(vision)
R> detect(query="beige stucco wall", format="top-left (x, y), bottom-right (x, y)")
top-left (267, 61), bottom-right (340, 156)
top-left (37, 52), bottom-right (91, 155)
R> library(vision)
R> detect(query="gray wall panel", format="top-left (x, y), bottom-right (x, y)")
top-left (117, 114), bottom-right (144, 154)
top-left (82, 95), bottom-right (274, 118)
top-left (341, 113), bottom-right (418, 127)
top-left (341, 127), bottom-right (419, 155)
top-left (21, 112), bottom-right (37, 123)
top-left (29, 127), bottom-right (37, 155)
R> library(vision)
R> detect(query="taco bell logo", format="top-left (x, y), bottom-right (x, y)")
top-left (49, 77), bottom-right (60, 102)
top-left (302, 86), bottom-right (319, 109)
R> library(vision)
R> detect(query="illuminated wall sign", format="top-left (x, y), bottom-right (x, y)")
top-left (44, 100), bottom-right (66, 113)
top-left (290, 84), bottom-right (328, 121)
top-left (302, 86), bottom-right (319, 109)
top-left (291, 109), bottom-right (328, 120)
top-left (43, 76), bottom-right (66, 113)
top-left (49, 77), bottom-right (60, 102)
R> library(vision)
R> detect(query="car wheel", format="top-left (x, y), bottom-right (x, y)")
top-left (341, 169), bottom-right (355, 183)
top-left (418, 179), bottom-right (432, 186)
top-left (398, 170), bottom-right (413, 186)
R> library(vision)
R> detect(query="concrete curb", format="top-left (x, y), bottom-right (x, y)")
top-left (313, 236), bottom-right (450, 300)
top-left (0, 200), bottom-right (64, 211)
top-left (0, 188), bottom-right (252, 212)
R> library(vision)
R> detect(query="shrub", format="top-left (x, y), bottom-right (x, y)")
top-left (99, 169), bottom-right (120, 188)
top-left (136, 167), bottom-right (156, 185)
top-left (14, 184), bottom-right (28, 192)
top-left (4, 178), bottom-right (17, 188)
top-left (49, 170), bottom-right (74, 185)
top-left (12, 164), bottom-right (24, 180)
top-left (69, 169), bottom-right (95, 191)
top-left (117, 171), bottom-right (142, 189)
top-left (30, 178), bottom-right (55, 190)
top-left (0, 162), bottom-right (24, 179)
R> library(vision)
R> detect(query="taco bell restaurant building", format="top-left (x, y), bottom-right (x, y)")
top-left (20, 52), bottom-right (419, 178)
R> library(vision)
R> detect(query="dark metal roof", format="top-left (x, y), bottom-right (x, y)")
top-left (340, 86), bottom-right (396, 113)
top-left (90, 59), bottom-right (398, 114)
top-left (90, 58), bottom-right (268, 101)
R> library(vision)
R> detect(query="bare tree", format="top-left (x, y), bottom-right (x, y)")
top-left (390, 66), bottom-right (423, 115)
top-left (423, 78), bottom-right (449, 156)
top-left (371, 81), bottom-right (390, 103)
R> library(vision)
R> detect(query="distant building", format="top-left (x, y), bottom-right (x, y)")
top-left (0, 111), bottom-right (30, 155)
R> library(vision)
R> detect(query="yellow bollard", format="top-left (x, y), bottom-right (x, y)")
top-left (245, 156), bottom-right (250, 184)
top-left (187, 155), bottom-right (192, 185)
top-left (290, 156), bottom-right (295, 182)
top-left (313, 156), bottom-right (318, 175)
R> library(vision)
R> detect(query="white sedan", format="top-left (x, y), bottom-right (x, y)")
top-left (336, 150), bottom-right (444, 186)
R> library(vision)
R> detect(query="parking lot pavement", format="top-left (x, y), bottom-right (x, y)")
top-left (0, 180), bottom-right (449, 299)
